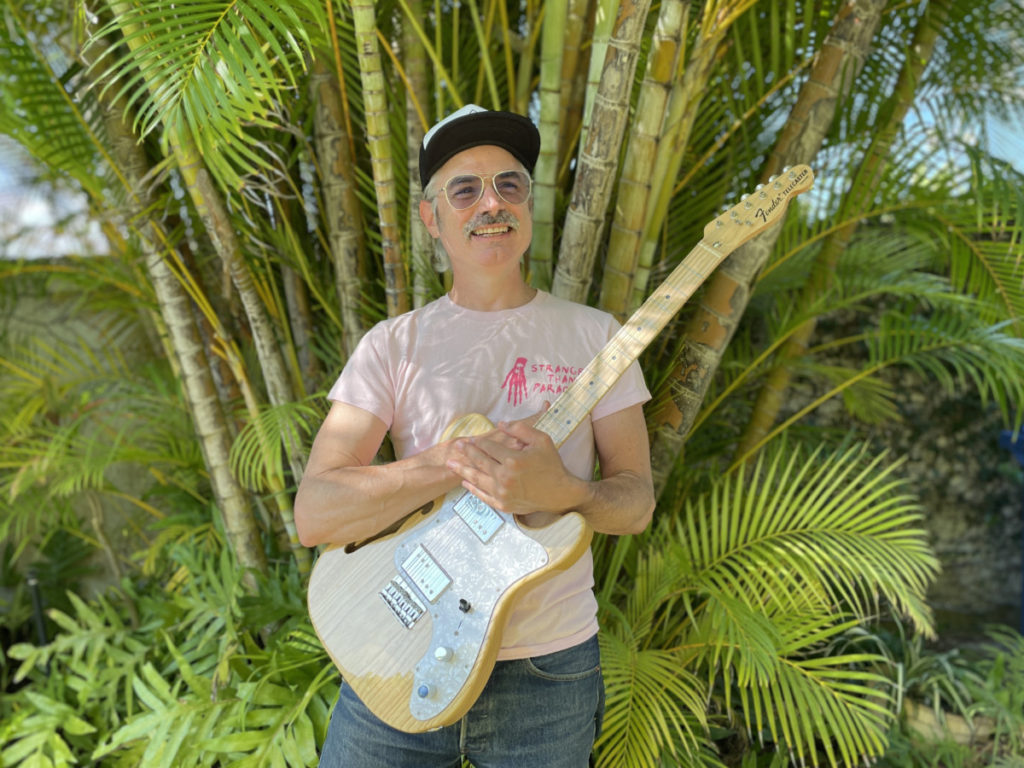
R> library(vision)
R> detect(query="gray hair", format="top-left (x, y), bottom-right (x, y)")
top-left (421, 175), bottom-right (450, 272)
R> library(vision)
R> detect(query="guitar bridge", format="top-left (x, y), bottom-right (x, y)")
top-left (380, 574), bottom-right (426, 629)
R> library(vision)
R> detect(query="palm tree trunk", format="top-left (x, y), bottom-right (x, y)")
top-left (559, 0), bottom-right (593, 164)
top-left (402, 1), bottom-right (437, 307)
top-left (168, 135), bottom-right (313, 574)
top-left (622, 0), bottom-right (760, 318)
top-left (103, 1), bottom-right (310, 571)
top-left (88, 70), bottom-right (269, 581)
top-left (579, 0), bottom-right (619, 151)
top-left (648, 0), bottom-right (890, 494)
top-left (551, 0), bottom-right (654, 303)
top-left (310, 55), bottom-right (369, 357)
top-left (733, 0), bottom-right (948, 464)
top-left (351, 0), bottom-right (410, 318)
top-left (282, 263), bottom-right (319, 392)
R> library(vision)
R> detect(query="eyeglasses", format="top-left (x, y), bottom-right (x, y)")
top-left (440, 170), bottom-right (533, 210)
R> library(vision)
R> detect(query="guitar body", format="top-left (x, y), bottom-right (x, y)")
top-left (307, 413), bottom-right (593, 733)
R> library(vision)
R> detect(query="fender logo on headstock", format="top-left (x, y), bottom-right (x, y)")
top-left (755, 166), bottom-right (812, 224)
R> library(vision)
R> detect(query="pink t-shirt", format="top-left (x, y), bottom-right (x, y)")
top-left (327, 290), bottom-right (650, 658)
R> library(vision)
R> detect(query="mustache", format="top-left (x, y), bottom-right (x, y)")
top-left (463, 210), bottom-right (520, 237)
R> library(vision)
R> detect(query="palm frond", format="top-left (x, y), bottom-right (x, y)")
top-left (229, 398), bottom-right (325, 491)
top-left (597, 630), bottom-right (710, 768)
top-left (671, 440), bottom-right (938, 634)
top-left (0, 2), bottom-right (108, 199)
top-left (90, 0), bottom-right (328, 192)
top-left (735, 614), bottom-right (893, 766)
top-left (864, 311), bottom-right (1024, 421)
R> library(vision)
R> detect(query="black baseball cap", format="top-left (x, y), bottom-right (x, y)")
top-left (418, 104), bottom-right (540, 189)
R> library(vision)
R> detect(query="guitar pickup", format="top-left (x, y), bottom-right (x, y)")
top-left (400, 544), bottom-right (452, 603)
top-left (453, 491), bottom-right (504, 543)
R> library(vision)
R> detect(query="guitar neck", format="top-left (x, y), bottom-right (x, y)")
top-left (536, 238), bottom-right (724, 448)
top-left (534, 164), bottom-right (814, 448)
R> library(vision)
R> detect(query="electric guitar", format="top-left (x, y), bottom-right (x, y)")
top-left (307, 166), bottom-right (815, 733)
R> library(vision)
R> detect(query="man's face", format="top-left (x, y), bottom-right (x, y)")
top-left (419, 145), bottom-right (533, 275)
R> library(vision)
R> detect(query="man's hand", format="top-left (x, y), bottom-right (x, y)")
top-left (445, 407), bottom-right (592, 517)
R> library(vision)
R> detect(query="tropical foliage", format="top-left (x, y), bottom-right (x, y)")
top-left (1, 0), bottom-right (1023, 765)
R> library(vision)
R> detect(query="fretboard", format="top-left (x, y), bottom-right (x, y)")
top-left (536, 239), bottom-right (725, 447)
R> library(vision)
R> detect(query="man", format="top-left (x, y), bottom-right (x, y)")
top-left (295, 104), bottom-right (655, 768)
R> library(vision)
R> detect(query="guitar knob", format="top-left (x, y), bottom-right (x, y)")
top-left (434, 646), bottom-right (454, 662)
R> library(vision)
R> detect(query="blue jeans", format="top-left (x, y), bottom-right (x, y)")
top-left (318, 634), bottom-right (604, 768)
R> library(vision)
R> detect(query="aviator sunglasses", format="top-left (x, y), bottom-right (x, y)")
top-left (440, 170), bottom-right (533, 210)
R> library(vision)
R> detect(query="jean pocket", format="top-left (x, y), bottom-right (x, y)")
top-left (524, 637), bottom-right (602, 682)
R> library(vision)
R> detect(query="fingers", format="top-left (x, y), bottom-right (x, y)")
top-left (445, 442), bottom-right (506, 510)
top-left (442, 403), bottom-right (558, 514)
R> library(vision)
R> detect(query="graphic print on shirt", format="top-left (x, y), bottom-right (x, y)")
top-left (501, 357), bottom-right (584, 406)
top-left (502, 357), bottom-right (528, 406)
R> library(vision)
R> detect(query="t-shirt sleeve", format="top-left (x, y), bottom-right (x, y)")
top-left (325, 324), bottom-right (395, 427)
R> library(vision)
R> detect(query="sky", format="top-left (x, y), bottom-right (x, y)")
top-left (0, 136), bottom-right (108, 260)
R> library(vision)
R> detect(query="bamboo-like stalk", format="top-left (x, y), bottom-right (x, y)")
top-left (579, 0), bottom-right (619, 153)
top-left (648, 0), bottom-right (890, 495)
top-left (530, 0), bottom-right (571, 289)
top-left (310, 55), bottom-right (368, 357)
top-left (628, 0), bottom-right (759, 316)
top-left (733, 0), bottom-right (948, 464)
top-left (597, 0), bottom-right (688, 319)
top-left (351, 0), bottom-right (410, 318)
top-left (551, 0), bottom-right (654, 303)
top-left (559, 0), bottom-right (595, 173)
top-left (404, 0), bottom-right (438, 307)
top-left (89, 70), bottom-right (270, 583)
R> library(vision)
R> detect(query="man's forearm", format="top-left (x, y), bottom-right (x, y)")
top-left (295, 446), bottom-right (461, 548)
top-left (574, 469), bottom-right (655, 536)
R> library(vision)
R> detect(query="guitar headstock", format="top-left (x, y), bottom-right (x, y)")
top-left (703, 165), bottom-right (814, 253)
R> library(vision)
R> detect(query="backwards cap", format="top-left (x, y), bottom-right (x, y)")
top-left (418, 104), bottom-right (540, 189)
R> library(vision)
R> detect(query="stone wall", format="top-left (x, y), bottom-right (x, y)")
top-left (877, 381), bottom-right (1022, 634)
